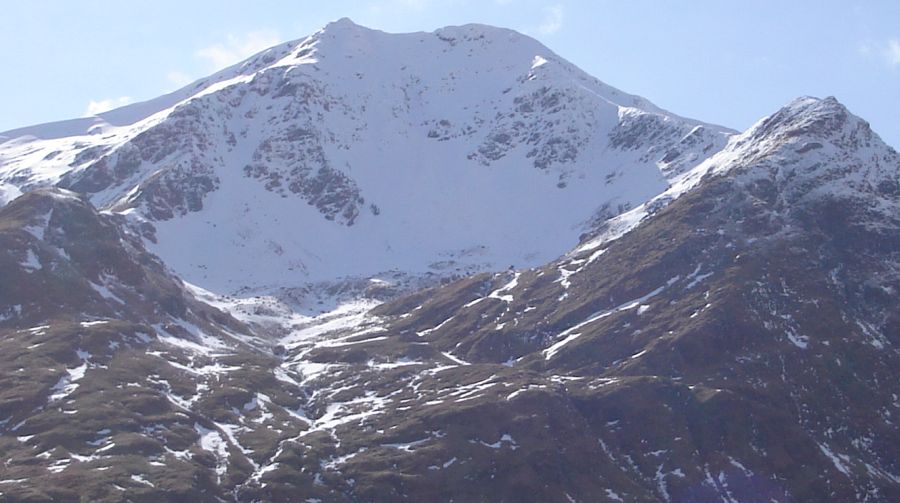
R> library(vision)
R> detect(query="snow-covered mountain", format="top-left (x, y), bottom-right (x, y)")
top-left (1, 18), bottom-right (898, 503)
top-left (1, 94), bottom-right (896, 502)
top-left (0, 19), bottom-right (730, 306)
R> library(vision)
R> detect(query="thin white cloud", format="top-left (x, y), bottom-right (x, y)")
top-left (886, 39), bottom-right (900, 66)
top-left (85, 96), bottom-right (133, 116)
top-left (538, 5), bottom-right (563, 35)
top-left (859, 38), bottom-right (900, 68)
top-left (195, 30), bottom-right (282, 70)
top-left (167, 71), bottom-right (193, 89)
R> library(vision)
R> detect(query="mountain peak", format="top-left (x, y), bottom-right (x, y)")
top-left (718, 94), bottom-right (890, 164)
top-left (699, 95), bottom-right (900, 214)
top-left (786, 94), bottom-right (844, 111)
top-left (329, 16), bottom-right (359, 27)
top-left (744, 95), bottom-right (868, 147)
top-left (319, 17), bottom-right (367, 35)
top-left (782, 95), bottom-right (854, 126)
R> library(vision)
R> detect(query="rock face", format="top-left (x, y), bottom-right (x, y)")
top-left (0, 20), bottom-right (898, 503)
top-left (0, 19), bottom-right (731, 300)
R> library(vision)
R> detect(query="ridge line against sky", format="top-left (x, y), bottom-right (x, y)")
top-left (1, 0), bottom-right (898, 148)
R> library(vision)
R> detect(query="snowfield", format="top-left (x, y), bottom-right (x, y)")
top-left (0, 19), bottom-right (731, 305)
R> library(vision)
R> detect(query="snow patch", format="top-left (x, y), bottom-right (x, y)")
top-left (195, 423), bottom-right (229, 482)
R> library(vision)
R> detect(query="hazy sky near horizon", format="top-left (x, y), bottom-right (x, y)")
top-left (2, 1), bottom-right (899, 147)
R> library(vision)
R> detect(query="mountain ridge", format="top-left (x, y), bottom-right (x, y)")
top-left (0, 19), bottom-right (897, 503)
top-left (1, 18), bottom-right (726, 142)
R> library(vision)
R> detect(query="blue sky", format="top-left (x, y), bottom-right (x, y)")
top-left (2, 1), bottom-right (899, 148)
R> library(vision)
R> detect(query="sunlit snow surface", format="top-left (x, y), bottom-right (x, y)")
top-left (0, 19), bottom-right (731, 300)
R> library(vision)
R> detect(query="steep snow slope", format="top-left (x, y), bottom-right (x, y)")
top-left (0, 19), bottom-right (731, 302)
